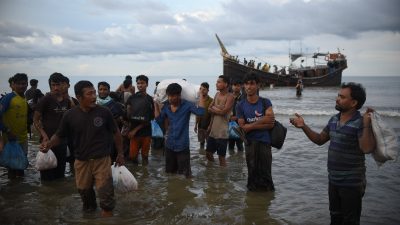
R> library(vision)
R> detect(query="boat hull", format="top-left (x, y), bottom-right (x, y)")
top-left (223, 58), bottom-right (345, 87)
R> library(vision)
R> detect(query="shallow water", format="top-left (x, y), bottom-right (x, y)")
top-left (1, 76), bottom-right (400, 224)
top-left (1, 114), bottom-right (399, 225)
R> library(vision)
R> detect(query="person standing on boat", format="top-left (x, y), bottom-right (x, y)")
top-left (236, 72), bottom-right (276, 191)
top-left (290, 82), bottom-right (375, 225)
top-left (206, 75), bottom-right (235, 166)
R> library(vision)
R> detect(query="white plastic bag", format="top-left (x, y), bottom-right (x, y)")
top-left (35, 149), bottom-right (58, 171)
top-left (154, 79), bottom-right (200, 103)
top-left (111, 164), bottom-right (138, 193)
top-left (370, 112), bottom-right (399, 166)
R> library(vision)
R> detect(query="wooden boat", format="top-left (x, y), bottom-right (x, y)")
top-left (216, 34), bottom-right (347, 87)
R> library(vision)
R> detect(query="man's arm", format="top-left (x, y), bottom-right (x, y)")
top-left (113, 127), bottom-right (125, 166)
top-left (33, 111), bottom-right (49, 142)
top-left (359, 109), bottom-right (376, 153)
top-left (209, 94), bottom-right (234, 115)
top-left (241, 106), bottom-right (275, 132)
top-left (40, 134), bottom-right (61, 152)
top-left (290, 113), bottom-right (330, 145)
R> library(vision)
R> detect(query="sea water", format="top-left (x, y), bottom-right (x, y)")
top-left (0, 75), bottom-right (399, 224)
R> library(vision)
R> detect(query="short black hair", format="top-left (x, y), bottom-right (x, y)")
top-left (61, 75), bottom-right (70, 84)
top-left (8, 76), bottom-right (14, 85)
top-left (74, 80), bottom-right (94, 97)
top-left (218, 75), bottom-right (230, 85)
top-left (13, 73), bottom-right (28, 82)
top-left (166, 83), bottom-right (182, 95)
top-left (30, 79), bottom-right (38, 86)
top-left (136, 74), bottom-right (149, 84)
top-left (125, 75), bottom-right (132, 80)
top-left (98, 81), bottom-right (110, 90)
top-left (232, 79), bottom-right (242, 85)
top-left (341, 82), bottom-right (366, 110)
top-left (200, 82), bottom-right (209, 90)
top-left (243, 72), bottom-right (259, 84)
top-left (123, 79), bottom-right (132, 88)
top-left (48, 72), bottom-right (64, 86)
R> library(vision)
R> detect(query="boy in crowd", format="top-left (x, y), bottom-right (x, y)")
top-left (34, 72), bottom-right (71, 181)
top-left (0, 73), bottom-right (29, 178)
top-left (229, 79), bottom-right (244, 152)
top-left (236, 72), bottom-right (275, 191)
top-left (154, 83), bottom-right (205, 178)
top-left (194, 82), bottom-right (213, 149)
top-left (126, 75), bottom-right (154, 165)
top-left (206, 75), bottom-right (234, 166)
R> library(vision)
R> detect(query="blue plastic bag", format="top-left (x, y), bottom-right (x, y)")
top-left (229, 121), bottom-right (240, 139)
top-left (0, 141), bottom-right (29, 170)
top-left (151, 120), bottom-right (163, 138)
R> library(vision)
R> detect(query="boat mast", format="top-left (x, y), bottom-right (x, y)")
top-left (215, 34), bottom-right (229, 56)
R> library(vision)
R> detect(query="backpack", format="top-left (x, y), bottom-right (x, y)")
top-left (260, 97), bottom-right (287, 149)
top-left (126, 93), bottom-right (154, 122)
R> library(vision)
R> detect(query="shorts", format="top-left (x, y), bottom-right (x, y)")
top-left (129, 136), bottom-right (151, 160)
top-left (206, 137), bottom-right (228, 157)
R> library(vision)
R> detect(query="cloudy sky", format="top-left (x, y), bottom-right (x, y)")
top-left (1, 0), bottom-right (399, 78)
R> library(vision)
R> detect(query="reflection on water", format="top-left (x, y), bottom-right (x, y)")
top-left (1, 115), bottom-right (400, 225)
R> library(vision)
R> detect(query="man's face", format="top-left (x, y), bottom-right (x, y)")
top-left (244, 80), bottom-right (258, 96)
top-left (98, 84), bottom-right (110, 99)
top-left (136, 79), bottom-right (148, 93)
top-left (335, 87), bottom-right (357, 112)
top-left (199, 86), bottom-right (209, 97)
top-left (232, 83), bottom-right (242, 93)
top-left (60, 82), bottom-right (70, 95)
top-left (168, 94), bottom-right (181, 105)
top-left (50, 81), bottom-right (62, 96)
top-left (78, 86), bottom-right (97, 109)
top-left (14, 80), bottom-right (28, 96)
top-left (216, 78), bottom-right (227, 91)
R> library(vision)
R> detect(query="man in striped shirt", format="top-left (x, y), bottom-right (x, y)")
top-left (290, 82), bottom-right (376, 225)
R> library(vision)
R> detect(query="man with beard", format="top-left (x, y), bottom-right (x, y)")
top-left (290, 82), bottom-right (376, 225)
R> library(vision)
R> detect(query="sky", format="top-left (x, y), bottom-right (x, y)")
top-left (1, 0), bottom-right (400, 78)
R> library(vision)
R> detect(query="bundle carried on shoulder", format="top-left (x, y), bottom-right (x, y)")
top-left (35, 149), bottom-right (58, 171)
top-left (111, 164), bottom-right (138, 193)
top-left (370, 111), bottom-right (399, 166)
top-left (154, 79), bottom-right (200, 103)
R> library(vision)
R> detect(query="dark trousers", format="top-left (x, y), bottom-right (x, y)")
top-left (228, 138), bottom-right (243, 151)
top-left (329, 183), bottom-right (365, 225)
top-left (165, 148), bottom-right (191, 178)
top-left (245, 141), bottom-right (274, 191)
top-left (40, 143), bottom-right (67, 181)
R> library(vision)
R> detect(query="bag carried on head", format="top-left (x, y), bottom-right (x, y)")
top-left (0, 141), bottom-right (29, 170)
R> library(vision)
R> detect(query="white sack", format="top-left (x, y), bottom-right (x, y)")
top-left (371, 111), bottom-right (399, 166)
top-left (35, 149), bottom-right (58, 171)
top-left (111, 164), bottom-right (138, 193)
top-left (154, 79), bottom-right (200, 103)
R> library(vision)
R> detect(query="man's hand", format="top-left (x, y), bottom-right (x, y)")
top-left (290, 113), bottom-right (305, 128)
top-left (363, 107), bottom-right (374, 127)
top-left (39, 140), bottom-right (50, 153)
top-left (115, 153), bottom-right (125, 166)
